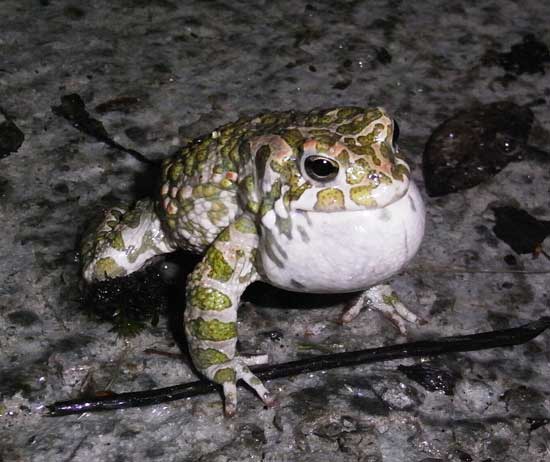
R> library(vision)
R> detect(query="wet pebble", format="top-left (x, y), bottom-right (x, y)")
top-left (423, 102), bottom-right (536, 196)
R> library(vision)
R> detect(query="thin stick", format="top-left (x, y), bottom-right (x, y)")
top-left (46, 317), bottom-right (550, 416)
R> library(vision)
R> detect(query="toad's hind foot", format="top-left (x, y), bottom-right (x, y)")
top-left (340, 284), bottom-right (421, 334)
top-left (81, 198), bottom-right (175, 282)
top-left (208, 357), bottom-right (275, 417)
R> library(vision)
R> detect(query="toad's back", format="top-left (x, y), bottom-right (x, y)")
top-left (158, 109), bottom-right (350, 252)
top-left (158, 112), bottom-right (296, 252)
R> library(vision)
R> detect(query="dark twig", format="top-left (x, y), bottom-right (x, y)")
top-left (46, 317), bottom-right (550, 416)
top-left (52, 94), bottom-right (158, 165)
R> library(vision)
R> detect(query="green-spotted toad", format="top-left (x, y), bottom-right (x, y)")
top-left (81, 106), bottom-right (425, 415)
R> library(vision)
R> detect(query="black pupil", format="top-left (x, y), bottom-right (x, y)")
top-left (305, 157), bottom-right (338, 180)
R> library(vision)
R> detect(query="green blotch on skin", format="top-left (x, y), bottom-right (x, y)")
top-left (338, 118), bottom-right (366, 135)
top-left (238, 140), bottom-right (252, 163)
top-left (337, 150), bottom-right (350, 167)
top-left (380, 142), bottom-right (395, 161)
top-left (350, 185), bottom-right (377, 207)
top-left (234, 216), bottom-right (257, 234)
top-left (192, 183), bottom-right (219, 199)
top-left (269, 180), bottom-right (282, 200)
top-left (363, 109), bottom-right (383, 126)
top-left (122, 208), bottom-right (143, 229)
top-left (242, 175), bottom-right (255, 193)
top-left (259, 180), bottom-right (282, 216)
top-left (351, 143), bottom-right (375, 158)
top-left (346, 160), bottom-right (368, 185)
top-left (168, 163), bottom-right (184, 182)
top-left (314, 188), bottom-right (345, 211)
top-left (280, 128), bottom-right (304, 153)
top-left (213, 367), bottom-right (236, 383)
top-left (249, 376), bottom-right (262, 386)
top-left (336, 107), bottom-right (363, 121)
top-left (339, 110), bottom-right (384, 135)
top-left (93, 257), bottom-right (126, 279)
top-left (357, 132), bottom-right (376, 146)
top-left (179, 197), bottom-right (194, 214)
top-left (191, 286), bottom-right (232, 311)
top-left (190, 318), bottom-right (238, 341)
top-left (282, 192), bottom-right (290, 210)
top-left (373, 122), bottom-right (386, 134)
top-left (110, 231), bottom-right (125, 251)
top-left (260, 201), bottom-right (273, 216)
top-left (306, 128), bottom-right (331, 137)
top-left (259, 113), bottom-right (279, 126)
top-left (378, 172), bottom-right (393, 184)
top-left (383, 292), bottom-right (399, 306)
top-left (256, 144), bottom-right (272, 180)
top-left (207, 200), bottom-right (229, 225)
top-left (392, 163), bottom-right (410, 181)
top-left (206, 247), bottom-right (234, 282)
top-left (307, 130), bottom-right (340, 147)
top-left (225, 141), bottom-right (241, 167)
top-left (217, 228), bottom-right (231, 242)
top-left (193, 348), bottom-right (230, 369)
top-left (219, 178), bottom-right (235, 190)
top-left (271, 158), bottom-right (310, 203)
top-left (313, 137), bottom-right (333, 153)
top-left (269, 159), bottom-right (284, 174)
top-left (184, 153), bottom-right (196, 176)
top-left (304, 109), bottom-right (337, 127)
top-left (124, 200), bottom-right (152, 228)
top-left (287, 181), bottom-right (311, 201)
top-left (246, 200), bottom-right (260, 214)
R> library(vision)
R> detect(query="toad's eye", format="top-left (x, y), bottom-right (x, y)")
top-left (392, 121), bottom-right (400, 148)
top-left (304, 156), bottom-right (339, 182)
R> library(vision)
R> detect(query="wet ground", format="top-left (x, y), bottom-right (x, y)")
top-left (1, 1), bottom-right (549, 461)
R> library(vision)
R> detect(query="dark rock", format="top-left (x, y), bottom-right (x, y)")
top-left (0, 113), bottom-right (24, 159)
top-left (483, 34), bottom-right (550, 75)
top-left (423, 102), bottom-right (536, 196)
top-left (492, 206), bottom-right (550, 256)
top-left (398, 363), bottom-right (458, 395)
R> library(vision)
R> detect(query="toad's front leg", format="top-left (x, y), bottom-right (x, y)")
top-left (184, 215), bottom-right (274, 416)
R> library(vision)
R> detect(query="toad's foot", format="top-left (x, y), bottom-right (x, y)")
top-left (209, 357), bottom-right (275, 417)
top-left (340, 284), bottom-right (421, 334)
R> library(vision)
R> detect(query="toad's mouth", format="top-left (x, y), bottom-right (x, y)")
top-left (292, 191), bottom-right (409, 214)
top-left (289, 181), bottom-right (410, 214)
top-left (294, 207), bottom-right (382, 214)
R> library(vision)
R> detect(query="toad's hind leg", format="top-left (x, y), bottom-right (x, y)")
top-left (81, 198), bottom-right (175, 282)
